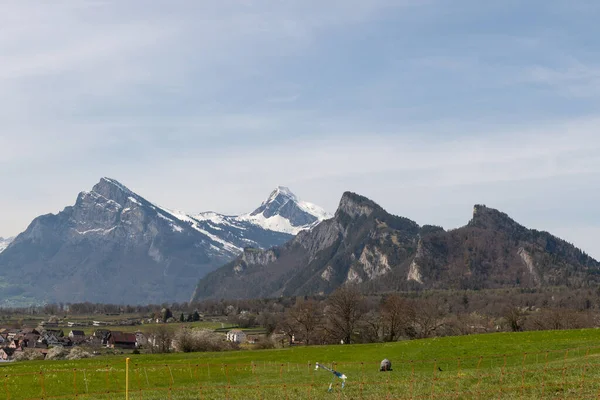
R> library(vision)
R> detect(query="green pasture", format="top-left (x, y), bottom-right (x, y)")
top-left (3, 328), bottom-right (600, 399)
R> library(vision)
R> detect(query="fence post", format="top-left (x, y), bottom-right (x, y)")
top-left (520, 353), bottom-right (527, 398)
top-left (431, 360), bottom-right (438, 400)
top-left (454, 358), bottom-right (461, 400)
top-left (73, 369), bottom-right (78, 397)
top-left (497, 355), bottom-right (506, 400)
top-left (561, 350), bottom-right (569, 395)
top-left (475, 356), bottom-right (483, 399)
top-left (4, 374), bottom-right (10, 400)
top-left (126, 358), bottom-right (130, 400)
top-left (39, 371), bottom-right (47, 399)
top-left (580, 349), bottom-right (590, 395)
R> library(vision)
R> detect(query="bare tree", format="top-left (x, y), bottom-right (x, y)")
top-left (411, 300), bottom-right (446, 339)
top-left (381, 294), bottom-right (413, 342)
top-left (326, 286), bottom-right (366, 344)
top-left (147, 325), bottom-right (174, 353)
top-left (503, 306), bottom-right (525, 332)
top-left (289, 300), bottom-right (322, 345)
top-left (276, 313), bottom-right (297, 346)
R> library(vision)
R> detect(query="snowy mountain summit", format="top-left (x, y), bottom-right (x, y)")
top-left (238, 186), bottom-right (331, 234)
top-left (0, 237), bottom-right (14, 254)
top-left (0, 178), bottom-right (330, 305)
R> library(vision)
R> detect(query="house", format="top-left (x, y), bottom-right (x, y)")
top-left (134, 332), bottom-right (147, 348)
top-left (68, 330), bottom-right (86, 343)
top-left (40, 321), bottom-right (59, 328)
top-left (93, 321), bottom-right (110, 327)
top-left (108, 332), bottom-right (137, 349)
top-left (23, 334), bottom-right (41, 347)
top-left (40, 333), bottom-right (61, 346)
top-left (0, 348), bottom-right (15, 361)
top-left (68, 322), bottom-right (85, 327)
top-left (226, 329), bottom-right (247, 343)
top-left (44, 329), bottom-right (64, 338)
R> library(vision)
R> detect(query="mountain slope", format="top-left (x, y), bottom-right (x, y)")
top-left (0, 178), bottom-right (329, 305)
top-left (0, 237), bottom-right (13, 254)
top-left (192, 194), bottom-right (600, 301)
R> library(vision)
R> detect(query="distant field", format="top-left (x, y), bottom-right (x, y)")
top-left (3, 329), bottom-right (600, 399)
top-left (59, 320), bottom-right (229, 336)
top-left (1, 313), bottom-right (232, 336)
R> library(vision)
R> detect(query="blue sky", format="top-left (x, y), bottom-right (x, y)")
top-left (1, 0), bottom-right (599, 257)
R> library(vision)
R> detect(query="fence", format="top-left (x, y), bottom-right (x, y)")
top-left (3, 346), bottom-right (600, 399)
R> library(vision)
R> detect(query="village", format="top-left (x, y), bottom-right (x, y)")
top-left (0, 313), bottom-right (271, 362)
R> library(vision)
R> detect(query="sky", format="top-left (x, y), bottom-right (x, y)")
top-left (1, 0), bottom-right (599, 257)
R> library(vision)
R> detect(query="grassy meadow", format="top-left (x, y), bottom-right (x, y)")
top-left (3, 328), bottom-right (600, 399)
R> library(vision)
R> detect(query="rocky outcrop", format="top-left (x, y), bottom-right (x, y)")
top-left (192, 197), bottom-right (600, 300)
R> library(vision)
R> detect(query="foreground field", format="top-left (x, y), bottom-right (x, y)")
top-left (3, 329), bottom-right (600, 399)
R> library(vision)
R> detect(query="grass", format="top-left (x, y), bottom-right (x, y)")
top-left (3, 328), bottom-right (600, 399)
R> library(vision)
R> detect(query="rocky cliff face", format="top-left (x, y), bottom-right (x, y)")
top-left (0, 178), bottom-right (328, 306)
top-left (192, 196), bottom-right (600, 301)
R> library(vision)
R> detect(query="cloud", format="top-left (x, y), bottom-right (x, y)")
top-left (1, 0), bottom-right (600, 261)
top-left (526, 62), bottom-right (600, 97)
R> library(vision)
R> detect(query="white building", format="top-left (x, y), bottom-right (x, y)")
top-left (226, 329), bottom-right (247, 343)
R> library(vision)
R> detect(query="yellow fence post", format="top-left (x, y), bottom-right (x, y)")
top-left (126, 358), bottom-right (130, 400)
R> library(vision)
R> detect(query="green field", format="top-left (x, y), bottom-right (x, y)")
top-left (3, 329), bottom-right (600, 399)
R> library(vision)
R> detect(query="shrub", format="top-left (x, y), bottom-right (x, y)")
top-left (173, 328), bottom-right (238, 353)
top-left (46, 346), bottom-right (69, 360)
top-left (14, 349), bottom-right (45, 361)
top-left (66, 347), bottom-right (92, 360)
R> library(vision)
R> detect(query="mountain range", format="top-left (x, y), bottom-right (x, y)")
top-left (192, 192), bottom-right (600, 301)
top-left (0, 178), bottom-right (329, 306)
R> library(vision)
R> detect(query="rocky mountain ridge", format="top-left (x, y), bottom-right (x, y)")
top-left (192, 193), bottom-right (599, 301)
top-left (0, 178), bottom-right (329, 305)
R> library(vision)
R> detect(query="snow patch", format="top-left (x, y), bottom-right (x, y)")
top-left (73, 227), bottom-right (117, 235)
top-left (0, 237), bottom-right (14, 254)
top-left (128, 196), bottom-right (142, 206)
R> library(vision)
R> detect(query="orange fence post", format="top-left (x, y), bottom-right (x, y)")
top-left (561, 350), bottom-right (569, 395)
top-left (580, 349), bottom-right (590, 395)
top-left (105, 365), bottom-right (111, 395)
top-left (410, 361), bottom-right (415, 400)
top-left (541, 352), bottom-right (549, 397)
top-left (73, 369), bottom-right (78, 397)
top-left (497, 355), bottom-right (506, 400)
top-left (454, 358), bottom-right (461, 400)
top-left (360, 362), bottom-right (364, 400)
top-left (520, 353), bottom-right (527, 398)
top-left (125, 358), bottom-right (130, 400)
top-left (430, 359), bottom-right (438, 400)
top-left (39, 370), bottom-right (47, 399)
top-left (4, 374), bottom-right (10, 400)
top-left (475, 356), bottom-right (483, 399)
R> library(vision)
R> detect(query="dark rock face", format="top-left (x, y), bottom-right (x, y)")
top-left (192, 196), bottom-right (600, 301)
top-left (0, 178), bottom-right (308, 306)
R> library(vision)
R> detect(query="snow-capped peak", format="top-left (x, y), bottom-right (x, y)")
top-left (265, 186), bottom-right (297, 202)
top-left (238, 186), bottom-right (332, 235)
top-left (100, 177), bottom-right (133, 194)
